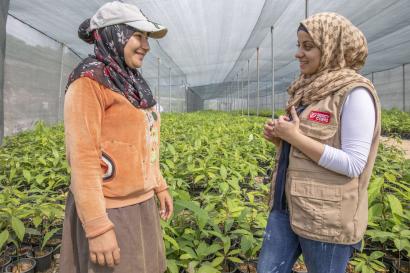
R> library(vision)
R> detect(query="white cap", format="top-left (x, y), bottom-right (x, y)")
top-left (90, 1), bottom-right (167, 39)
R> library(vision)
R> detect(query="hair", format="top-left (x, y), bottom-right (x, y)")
top-left (297, 23), bottom-right (309, 33)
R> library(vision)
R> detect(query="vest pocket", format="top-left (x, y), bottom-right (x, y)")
top-left (289, 177), bottom-right (342, 237)
top-left (292, 147), bottom-right (310, 160)
top-left (300, 121), bottom-right (337, 140)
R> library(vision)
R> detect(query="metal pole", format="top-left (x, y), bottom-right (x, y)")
top-left (256, 47), bottom-right (260, 116)
top-left (227, 84), bottom-right (229, 112)
top-left (181, 80), bottom-right (184, 112)
top-left (404, 64), bottom-right (406, 111)
top-left (231, 81), bottom-right (234, 112)
top-left (222, 84), bottom-right (228, 110)
top-left (241, 68), bottom-right (244, 115)
top-left (229, 81), bottom-right (232, 111)
top-left (169, 67), bottom-right (171, 112)
top-left (247, 60), bottom-right (250, 116)
top-left (371, 72), bottom-right (374, 83)
top-left (226, 84), bottom-right (228, 111)
top-left (237, 73), bottom-right (239, 111)
top-left (271, 26), bottom-right (275, 119)
top-left (227, 83), bottom-right (229, 112)
top-left (229, 79), bottom-right (234, 112)
top-left (0, 0), bottom-right (9, 144)
top-left (157, 57), bottom-right (160, 109)
top-left (185, 83), bottom-right (188, 112)
top-left (305, 0), bottom-right (309, 18)
top-left (57, 44), bottom-right (65, 122)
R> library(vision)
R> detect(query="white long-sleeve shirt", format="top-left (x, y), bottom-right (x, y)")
top-left (318, 87), bottom-right (376, 178)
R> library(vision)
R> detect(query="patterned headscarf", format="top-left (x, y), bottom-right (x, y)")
top-left (66, 19), bottom-right (156, 109)
top-left (287, 12), bottom-right (374, 112)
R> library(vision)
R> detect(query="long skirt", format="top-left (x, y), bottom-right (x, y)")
top-left (59, 192), bottom-right (167, 273)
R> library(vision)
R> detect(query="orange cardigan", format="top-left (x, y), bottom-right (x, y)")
top-left (64, 77), bottom-right (168, 238)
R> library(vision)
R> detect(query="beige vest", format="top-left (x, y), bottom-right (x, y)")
top-left (269, 83), bottom-right (381, 244)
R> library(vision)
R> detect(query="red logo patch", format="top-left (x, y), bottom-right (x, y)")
top-left (308, 111), bottom-right (331, 124)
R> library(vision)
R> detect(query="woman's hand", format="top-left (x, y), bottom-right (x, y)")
top-left (156, 189), bottom-right (173, 220)
top-left (263, 119), bottom-right (281, 146)
top-left (88, 229), bottom-right (120, 267)
top-left (273, 106), bottom-right (325, 162)
top-left (273, 106), bottom-right (301, 143)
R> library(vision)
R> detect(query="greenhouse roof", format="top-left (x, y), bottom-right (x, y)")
top-left (7, 0), bottom-right (410, 100)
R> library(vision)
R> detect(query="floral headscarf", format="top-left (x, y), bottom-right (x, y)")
top-left (66, 19), bottom-right (156, 109)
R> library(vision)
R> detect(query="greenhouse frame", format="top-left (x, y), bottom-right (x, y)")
top-left (0, 0), bottom-right (409, 273)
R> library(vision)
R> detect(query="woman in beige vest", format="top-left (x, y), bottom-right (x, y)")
top-left (258, 12), bottom-right (381, 273)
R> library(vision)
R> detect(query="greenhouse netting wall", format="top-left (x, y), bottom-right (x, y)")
top-left (205, 62), bottom-right (410, 113)
top-left (1, 0), bottom-right (409, 139)
top-left (0, 0), bottom-right (9, 144)
top-left (3, 1), bottom-right (194, 137)
top-left (3, 16), bottom-right (81, 136)
top-left (2, 16), bottom-right (190, 137)
top-left (198, 0), bottom-right (410, 114)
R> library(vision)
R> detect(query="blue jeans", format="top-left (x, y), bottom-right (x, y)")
top-left (257, 210), bottom-right (354, 273)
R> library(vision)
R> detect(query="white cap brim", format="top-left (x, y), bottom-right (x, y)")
top-left (125, 20), bottom-right (167, 39)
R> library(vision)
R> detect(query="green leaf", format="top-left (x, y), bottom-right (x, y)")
top-left (228, 249), bottom-right (241, 256)
top-left (22, 170), bottom-right (31, 182)
top-left (0, 230), bottom-right (9, 250)
top-left (364, 265), bottom-right (375, 273)
top-left (194, 174), bottom-right (205, 183)
top-left (52, 148), bottom-right (60, 159)
top-left (25, 228), bottom-right (41, 236)
top-left (368, 176), bottom-right (384, 204)
top-left (220, 165), bottom-right (227, 179)
top-left (197, 264), bottom-right (219, 273)
top-left (180, 253), bottom-right (193, 260)
top-left (41, 228), bottom-right (60, 250)
top-left (248, 134), bottom-right (254, 142)
top-left (33, 216), bottom-right (42, 228)
top-left (167, 144), bottom-right (176, 155)
top-left (240, 235), bottom-right (253, 253)
top-left (174, 200), bottom-right (208, 229)
top-left (196, 241), bottom-right (208, 257)
top-left (371, 261), bottom-right (386, 271)
top-left (400, 230), bottom-right (410, 238)
top-left (163, 234), bottom-right (179, 250)
top-left (227, 257), bottom-right (243, 263)
top-left (369, 251), bottom-right (384, 260)
top-left (187, 260), bottom-right (199, 273)
top-left (368, 204), bottom-right (383, 222)
top-left (166, 259), bottom-right (179, 273)
top-left (393, 238), bottom-right (406, 251)
top-left (223, 237), bottom-right (231, 255)
top-left (387, 194), bottom-right (403, 216)
top-left (211, 256), bottom-right (224, 267)
top-left (11, 217), bottom-right (25, 242)
top-left (224, 219), bottom-right (234, 233)
top-left (384, 172), bottom-right (396, 183)
top-left (219, 182), bottom-right (229, 193)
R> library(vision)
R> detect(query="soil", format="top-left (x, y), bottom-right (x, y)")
top-left (238, 262), bottom-right (257, 273)
top-left (0, 256), bottom-right (10, 269)
top-left (254, 176), bottom-right (264, 183)
top-left (345, 263), bottom-right (355, 273)
top-left (46, 238), bottom-right (61, 247)
top-left (10, 261), bottom-right (33, 273)
top-left (292, 261), bottom-right (307, 272)
top-left (34, 249), bottom-right (51, 257)
top-left (393, 260), bottom-right (410, 273)
top-left (381, 137), bottom-right (410, 159)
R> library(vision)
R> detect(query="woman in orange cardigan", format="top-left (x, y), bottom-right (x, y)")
top-left (60, 2), bottom-right (173, 273)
